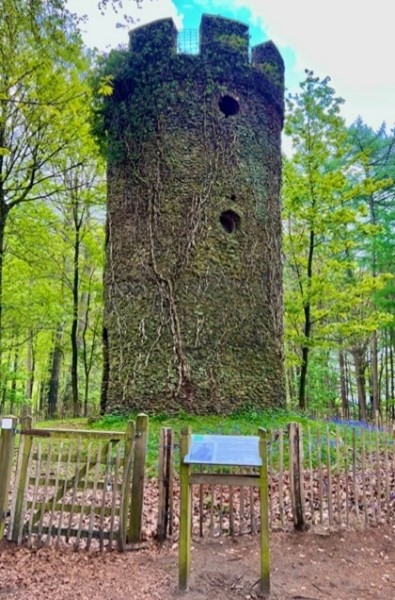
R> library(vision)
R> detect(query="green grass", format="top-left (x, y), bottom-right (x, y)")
top-left (34, 409), bottom-right (392, 478)
top-left (35, 408), bottom-right (311, 477)
top-left (92, 406), bottom-right (310, 433)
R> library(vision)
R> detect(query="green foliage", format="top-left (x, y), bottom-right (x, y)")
top-left (283, 71), bottom-right (394, 411)
top-left (38, 411), bottom-right (393, 478)
top-left (302, 353), bottom-right (339, 412)
top-left (257, 62), bottom-right (283, 88)
top-left (52, 408), bottom-right (311, 476)
top-left (347, 119), bottom-right (395, 315)
top-left (0, 0), bottom-right (105, 416)
top-left (216, 33), bottom-right (248, 51)
top-left (90, 48), bottom-right (129, 157)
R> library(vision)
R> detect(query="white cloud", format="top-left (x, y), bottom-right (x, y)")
top-left (68, 0), bottom-right (182, 50)
top-left (194, 0), bottom-right (395, 128)
top-left (129, 0), bottom-right (183, 30)
top-left (238, 0), bottom-right (392, 86)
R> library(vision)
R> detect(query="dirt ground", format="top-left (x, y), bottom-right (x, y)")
top-left (0, 525), bottom-right (394, 600)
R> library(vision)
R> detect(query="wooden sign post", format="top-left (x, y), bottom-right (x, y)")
top-left (179, 427), bottom-right (192, 591)
top-left (259, 427), bottom-right (270, 595)
top-left (178, 427), bottom-right (270, 595)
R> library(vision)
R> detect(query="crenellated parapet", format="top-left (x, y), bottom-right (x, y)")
top-left (116, 15), bottom-right (284, 123)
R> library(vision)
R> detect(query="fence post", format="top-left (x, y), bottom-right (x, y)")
top-left (179, 426), bottom-right (192, 591)
top-left (119, 420), bottom-right (135, 550)
top-left (157, 427), bottom-right (174, 543)
top-left (128, 413), bottom-right (148, 543)
top-left (0, 416), bottom-right (17, 539)
top-left (259, 427), bottom-right (270, 596)
top-left (166, 428), bottom-right (174, 539)
top-left (288, 423), bottom-right (307, 531)
top-left (11, 414), bottom-right (33, 542)
top-left (20, 405), bottom-right (31, 422)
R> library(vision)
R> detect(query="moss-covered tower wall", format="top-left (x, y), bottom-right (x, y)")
top-left (102, 15), bottom-right (285, 414)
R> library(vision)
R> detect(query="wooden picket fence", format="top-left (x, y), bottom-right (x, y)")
top-left (2, 416), bottom-right (395, 550)
top-left (281, 421), bottom-right (395, 530)
top-left (156, 421), bottom-right (395, 541)
top-left (0, 414), bottom-right (148, 550)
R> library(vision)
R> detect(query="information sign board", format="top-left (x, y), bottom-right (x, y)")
top-left (184, 434), bottom-right (261, 467)
top-left (179, 428), bottom-right (270, 594)
top-left (1, 418), bottom-right (13, 430)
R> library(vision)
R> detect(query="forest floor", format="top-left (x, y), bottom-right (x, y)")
top-left (1, 524), bottom-right (395, 600)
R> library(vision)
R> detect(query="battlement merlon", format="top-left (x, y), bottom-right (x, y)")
top-left (252, 41), bottom-right (285, 88)
top-left (199, 14), bottom-right (249, 63)
top-left (129, 18), bottom-right (177, 56)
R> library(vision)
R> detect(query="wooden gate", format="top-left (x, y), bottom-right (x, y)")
top-left (6, 416), bottom-right (147, 550)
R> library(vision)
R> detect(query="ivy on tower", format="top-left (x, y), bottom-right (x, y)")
top-left (100, 15), bottom-right (285, 414)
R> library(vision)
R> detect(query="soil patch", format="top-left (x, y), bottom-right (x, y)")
top-left (0, 526), bottom-right (394, 599)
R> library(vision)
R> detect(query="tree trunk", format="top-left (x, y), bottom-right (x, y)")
top-left (81, 290), bottom-right (100, 417)
top-left (298, 229), bottom-right (315, 410)
top-left (47, 327), bottom-right (63, 418)
top-left (370, 330), bottom-right (380, 415)
top-left (352, 347), bottom-right (367, 420)
top-left (100, 326), bottom-right (109, 415)
top-left (0, 344), bottom-right (12, 413)
top-left (71, 227), bottom-right (80, 417)
top-left (81, 290), bottom-right (91, 417)
top-left (383, 333), bottom-right (389, 416)
top-left (25, 330), bottom-right (35, 401)
top-left (0, 113), bottom-right (10, 365)
top-left (0, 385), bottom-right (5, 413)
top-left (285, 367), bottom-right (294, 405)
top-left (345, 353), bottom-right (356, 418)
top-left (298, 344), bottom-right (309, 410)
top-left (9, 345), bottom-right (19, 414)
top-left (0, 208), bottom-right (9, 389)
top-left (339, 350), bottom-right (349, 418)
top-left (81, 289), bottom-right (91, 417)
top-left (39, 379), bottom-right (46, 413)
top-left (390, 331), bottom-right (395, 419)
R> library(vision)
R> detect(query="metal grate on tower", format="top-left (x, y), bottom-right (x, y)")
top-left (177, 29), bottom-right (199, 55)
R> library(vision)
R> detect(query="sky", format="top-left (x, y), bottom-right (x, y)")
top-left (68, 0), bottom-right (395, 131)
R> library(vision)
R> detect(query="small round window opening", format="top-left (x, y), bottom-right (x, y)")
top-left (218, 94), bottom-right (240, 117)
top-left (220, 210), bottom-right (241, 233)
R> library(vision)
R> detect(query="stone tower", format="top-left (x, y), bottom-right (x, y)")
top-left (101, 15), bottom-right (285, 414)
